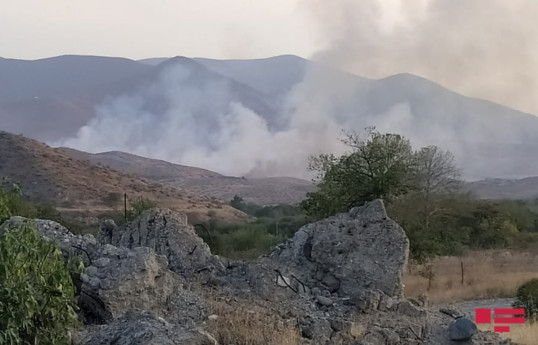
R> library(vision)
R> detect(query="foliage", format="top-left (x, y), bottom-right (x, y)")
top-left (0, 178), bottom-right (63, 224)
top-left (514, 279), bottom-right (538, 323)
top-left (0, 222), bottom-right (83, 344)
top-left (301, 128), bottom-right (416, 219)
top-left (127, 197), bottom-right (158, 221)
top-left (390, 193), bottom-right (538, 261)
top-left (197, 222), bottom-right (284, 260)
top-left (298, 129), bottom-right (538, 260)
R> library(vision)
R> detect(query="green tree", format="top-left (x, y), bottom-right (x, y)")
top-left (301, 128), bottom-right (415, 219)
top-left (0, 222), bottom-right (83, 344)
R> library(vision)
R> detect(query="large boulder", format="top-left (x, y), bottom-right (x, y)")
top-left (271, 200), bottom-right (409, 298)
top-left (98, 208), bottom-right (221, 277)
top-left (78, 245), bottom-right (205, 325)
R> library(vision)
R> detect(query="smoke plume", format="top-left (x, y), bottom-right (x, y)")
top-left (302, 0), bottom-right (538, 116)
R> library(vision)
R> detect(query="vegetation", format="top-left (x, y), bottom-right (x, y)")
top-left (301, 128), bottom-right (538, 260)
top-left (514, 279), bottom-right (538, 322)
top-left (0, 222), bottom-right (83, 344)
top-left (301, 128), bottom-right (416, 219)
top-left (197, 197), bottom-right (308, 259)
top-left (0, 178), bottom-right (62, 224)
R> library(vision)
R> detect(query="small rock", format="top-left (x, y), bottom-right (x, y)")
top-left (80, 273), bottom-right (90, 283)
top-left (94, 257), bottom-right (111, 268)
top-left (208, 314), bottom-right (218, 321)
top-left (396, 300), bottom-right (426, 317)
top-left (440, 306), bottom-right (464, 319)
top-left (89, 277), bottom-right (101, 290)
top-left (449, 317), bottom-right (477, 341)
top-left (86, 266), bottom-right (98, 276)
top-left (276, 275), bottom-right (291, 288)
top-left (316, 295), bottom-right (333, 306)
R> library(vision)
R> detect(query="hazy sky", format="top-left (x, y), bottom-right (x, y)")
top-left (0, 0), bottom-right (317, 60)
top-left (2, 0), bottom-right (538, 115)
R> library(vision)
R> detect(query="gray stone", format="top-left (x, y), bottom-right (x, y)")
top-left (449, 318), bottom-right (477, 341)
top-left (75, 312), bottom-right (216, 345)
top-left (396, 300), bottom-right (426, 317)
top-left (271, 200), bottom-right (409, 298)
top-left (97, 208), bottom-right (219, 277)
top-left (316, 295), bottom-right (333, 306)
top-left (86, 266), bottom-right (98, 276)
top-left (94, 257), bottom-right (110, 268)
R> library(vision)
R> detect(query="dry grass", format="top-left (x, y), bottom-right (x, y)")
top-left (404, 250), bottom-right (538, 304)
top-left (204, 294), bottom-right (301, 345)
top-left (478, 322), bottom-right (538, 345)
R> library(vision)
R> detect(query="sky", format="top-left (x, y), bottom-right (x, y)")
top-left (2, 0), bottom-right (538, 115)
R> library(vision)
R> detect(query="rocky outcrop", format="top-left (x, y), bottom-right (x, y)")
top-left (271, 200), bottom-right (409, 298)
top-left (98, 209), bottom-right (222, 277)
top-left (1, 216), bottom-right (206, 329)
top-left (1, 200), bottom-right (515, 345)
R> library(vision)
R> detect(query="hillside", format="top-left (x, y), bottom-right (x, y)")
top-left (0, 131), bottom-right (246, 224)
top-left (58, 148), bottom-right (315, 205)
top-left (2, 54), bottom-right (538, 179)
top-left (466, 177), bottom-right (538, 200)
top-left (0, 55), bottom-right (277, 142)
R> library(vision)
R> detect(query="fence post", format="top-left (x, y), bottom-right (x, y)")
top-left (124, 192), bottom-right (127, 221)
top-left (461, 260), bottom-right (464, 286)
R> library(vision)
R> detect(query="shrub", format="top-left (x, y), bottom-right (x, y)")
top-left (0, 222), bottom-right (83, 344)
top-left (513, 279), bottom-right (538, 322)
top-left (198, 223), bottom-right (284, 260)
top-left (127, 197), bottom-right (158, 221)
top-left (0, 178), bottom-right (63, 224)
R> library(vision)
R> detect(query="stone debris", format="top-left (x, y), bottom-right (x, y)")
top-left (1, 200), bottom-right (516, 345)
top-left (449, 318), bottom-right (478, 341)
top-left (271, 199), bottom-right (409, 299)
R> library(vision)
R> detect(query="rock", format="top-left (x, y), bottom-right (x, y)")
top-left (396, 300), bottom-right (426, 317)
top-left (449, 317), bottom-right (477, 341)
top-left (439, 306), bottom-right (464, 319)
top-left (94, 257), bottom-right (110, 268)
top-left (86, 266), bottom-right (98, 276)
top-left (76, 312), bottom-right (217, 345)
top-left (1, 217), bottom-right (100, 266)
top-left (353, 289), bottom-right (383, 313)
top-left (78, 246), bottom-right (205, 325)
top-left (316, 295), bottom-right (333, 306)
top-left (98, 208), bottom-right (219, 277)
top-left (271, 200), bottom-right (409, 298)
top-left (276, 275), bottom-right (291, 288)
top-left (207, 314), bottom-right (218, 321)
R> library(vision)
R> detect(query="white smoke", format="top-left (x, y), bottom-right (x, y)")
top-left (56, 64), bottom-right (348, 177)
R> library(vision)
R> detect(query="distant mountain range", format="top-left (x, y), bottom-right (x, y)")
top-left (2, 54), bottom-right (538, 180)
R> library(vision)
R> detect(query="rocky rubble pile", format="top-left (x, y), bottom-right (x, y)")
top-left (1, 200), bottom-right (515, 344)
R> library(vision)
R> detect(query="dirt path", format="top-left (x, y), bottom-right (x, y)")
top-left (440, 298), bottom-right (516, 320)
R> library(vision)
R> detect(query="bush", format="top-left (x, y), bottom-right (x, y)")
top-left (197, 223), bottom-right (284, 260)
top-left (0, 222), bottom-right (83, 344)
top-left (0, 178), bottom-right (63, 224)
top-left (514, 279), bottom-right (538, 322)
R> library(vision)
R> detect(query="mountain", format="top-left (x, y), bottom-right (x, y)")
top-left (466, 177), bottom-right (538, 200)
top-left (0, 131), bottom-right (246, 224)
top-left (2, 54), bottom-right (538, 179)
top-left (0, 55), bottom-right (278, 141)
top-left (57, 148), bottom-right (314, 205)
